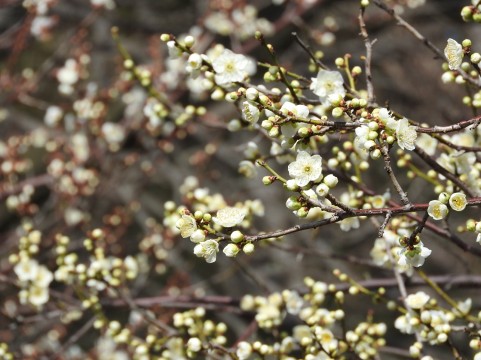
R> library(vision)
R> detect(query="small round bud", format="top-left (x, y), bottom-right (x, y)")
top-left (262, 176), bottom-right (275, 185)
top-left (285, 179), bottom-right (299, 191)
top-left (462, 39), bottom-right (472, 48)
top-left (230, 230), bottom-right (244, 243)
top-left (315, 183), bottom-right (330, 197)
top-left (243, 243), bottom-right (255, 254)
top-left (123, 59), bottom-right (134, 69)
top-left (335, 57), bottom-right (345, 67)
top-left (246, 88), bottom-right (259, 100)
top-left (471, 52), bottom-right (481, 64)
top-left (211, 88), bottom-right (225, 101)
top-left (332, 107), bottom-right (344, 118)
top-left (466, 219), bottom-right (476, 232)
top-left (461, 6), bottom-right (473, 21)
top-left (352, 66), bottom-right (362, 75)
top-left (438, 192), bottom-right (449, 204)
top-left (296, 207), bottom-right (309, 218)
top-left (226, 92), bottom-right (238, 102)
top-left (286, 196), bottom-right (302, 210)
top-left (323, 174), bottom-right (338, 188)
top-left (160, 33), bottom-right (171, 42)
top-left (298, 127), bottom-right (310, 138)
top-left (370, 148), bottom-right (381, 159)
top-left (223, 243), bottom-right (240, 257)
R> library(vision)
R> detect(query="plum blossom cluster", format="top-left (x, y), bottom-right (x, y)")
top-left (4, 0), bottom-right (481, 358)
top-left (395, 290), bottom-right (473, 346)
top-left (237, 275), bottom-right (388, 359)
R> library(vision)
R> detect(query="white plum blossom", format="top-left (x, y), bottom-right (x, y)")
top-left (449, 192), bottom-right (467, 211)
top-left (427, 200), bottom-right (448, 220)
top-left (186, 53), bottom-right (203, 76)
top-left (353, 125), bottom-right (371, 158)
top-left (396, 118), bottom-right (417, 151)
top-left (57, 59), bottom-right (79, 94)
top-left (284, 290), bottom-right (304, 315)
top-left (28, 285), bottom-right (50, 307)
top-left (339, 217), bottom-right (360, 232)
top-left (101, 122), bottom-right (125, 148)
top-left (405, 291), bottom-right (430, 309)
top-left (394, 312), bottom-right (419, 335)
top-left (213, 207), bottom-right (246, 227)
top-left (377, 107), bottom-right (398, 131)
top-left (236, 341), bottom-right (253, 360)
top-left (176, 214), bottom-right (197, 238)
top-left (212, 49), bottom-right (256, 85)
top-left (398, 242), bottom-right (432, 268)
top-left (238, 160), bottom-right (257, 178)
top-left (186, 337), bottom-right (202, 352)
top-left (315, 328), bottom-right (338, 350)
top-left (242, 100), bottom-right (260, 123)
top-left (444, 38), bottom-right (463, 70)
top-left (455, 297), bottom-right (472, 316)
top-left (14, 258), bottom-right (40, 282)
top-left (190, 229), bottom-right (206, 243)
top-left (193, 239), bottom-right (219, 263)
top-left (14, 258), bottom-right (53, 307)
top-left (43, 105), bottom-right (63, 127)
top-left (310, 70), bottom-right (346, 105)
top-left (279, 101), bottom-right (309, 118)
top-left (416, 133), bottom-right (438, 156)
top-left (288, 151), bottom-right (323, 187)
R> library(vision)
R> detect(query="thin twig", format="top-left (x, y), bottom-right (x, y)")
top-left (416, 116), bottom-right (481, 134)
top-left (372, 0), bottom-right (480, 87)
top-left (358, 8), bottom-right (376, 105)
top-left (292, 32), bottom-right (327, 70)
top-left (413, 147), bottom-right (476, 197)
top-left (380, 143), bottom-right (411, 207)
top-left (378, 210), bottom-right (392, 238)
top-left (52, 316), bottom-right (95, 359)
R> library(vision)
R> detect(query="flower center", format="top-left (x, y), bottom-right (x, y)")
top-left (303, 165), bottom-right (312, 174)
top-left (225, 61), bottom-right (235, 73)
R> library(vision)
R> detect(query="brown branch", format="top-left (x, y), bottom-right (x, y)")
top-left (358, 8), bottom-right (376, 105)
top-left (413, 147), bottom-right (476, 197)
top-left (105, 275), bottom-right (481, 310)
top-left (380, 143), bottom-right (411, 207)
top-left (416, 116), bottom-right (481, 134)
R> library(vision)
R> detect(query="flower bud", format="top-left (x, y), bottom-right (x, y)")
top-left (230, 230), bottom-right (244, 243)
top-left (223, 243), bottom-right (240, 257)
top-left (243, 243), bottom-right (255, 255)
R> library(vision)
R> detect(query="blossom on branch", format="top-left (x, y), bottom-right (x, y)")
top-left (444, 38), bottom-right (463, 70)
top-left (193, 240), bottom-right (219, 263)
top-left (449, 192), bottom-right (467, 211)
top-left (427, 200), bottom-right (448, 220)
top-left (398, 242), bottom-right (432, 268)
top-left (396, 118), bottom-right (417, 151)
top-left (310, 70), bottom-right (346, 105)
top-left (213, 207), bottom-right (246, 227)
top-left (176, 214), bottom-right (197, 238)
top-left (212, 49), bottom-right (256, 85)
top-left (288, 151), bottom-right (323, 187)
